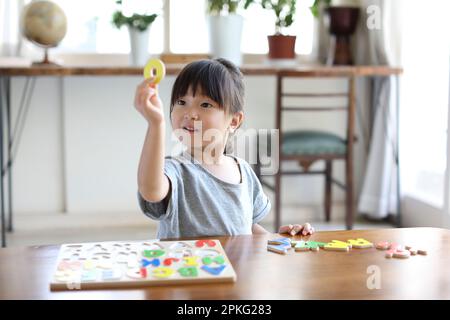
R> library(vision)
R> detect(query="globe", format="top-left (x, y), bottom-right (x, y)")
top-left (21, 0), bottom-right (67, 65)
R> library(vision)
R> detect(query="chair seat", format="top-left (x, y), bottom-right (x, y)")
top-left (282, 130), bottom-right (347, 156)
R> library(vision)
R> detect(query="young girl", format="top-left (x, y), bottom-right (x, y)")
top-left (134, 58), bottom-right (314, 239)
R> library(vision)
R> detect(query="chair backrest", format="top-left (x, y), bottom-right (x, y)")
top-left (275, 71), bottom-right (356, 160)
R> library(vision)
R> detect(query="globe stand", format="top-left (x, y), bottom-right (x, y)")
top-left (32, 48), bottom-right (60, 67)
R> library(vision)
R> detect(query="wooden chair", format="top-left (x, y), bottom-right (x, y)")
top-left (255, 72), bottom-right (356, 231)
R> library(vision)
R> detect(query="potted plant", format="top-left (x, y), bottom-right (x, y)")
top-left (310, 0), bottom-right (360, 65)
top-left (256, 0), bottom-right (297, 60)
top-left (112, 0), bottom-right (157, 66)
top-left (207, 0), bottom-right (253, 66)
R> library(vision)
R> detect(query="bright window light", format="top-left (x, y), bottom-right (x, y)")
top-left (170, 0), bottom-right (314, 54)
top-left (400, 1), bottom-right (450, 208)
top-left (169, 0), bottom-right (209, 53)
top-left (53, 0), bottom-right (164, 54)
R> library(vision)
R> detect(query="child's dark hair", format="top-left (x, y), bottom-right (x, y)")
top-left (170, 58), bottom-right (244, 116)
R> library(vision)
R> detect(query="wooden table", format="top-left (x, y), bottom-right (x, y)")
top-left (0, 227), bottom-right (448, 300)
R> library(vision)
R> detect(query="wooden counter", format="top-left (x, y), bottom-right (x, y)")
top-left (0, 64), bottom-right (403, 77)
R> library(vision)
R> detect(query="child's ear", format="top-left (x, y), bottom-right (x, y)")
top-left (229, 111), bottom-right (244, 133)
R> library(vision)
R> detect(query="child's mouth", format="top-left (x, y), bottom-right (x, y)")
top-left (183, 126), bottom-right (198, 133)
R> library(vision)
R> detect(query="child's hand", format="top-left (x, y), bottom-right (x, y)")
top-left (134, 78), bottom-right (164, 125)
top-left (279, 223), bottom-right (315, 236)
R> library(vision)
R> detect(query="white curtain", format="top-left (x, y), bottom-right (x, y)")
top-left (312, 0), bottom-right (403, 219)
top-left (356, 0), bottom-right (404, 219)
top-left (0, 0), bottom-right (26, 57)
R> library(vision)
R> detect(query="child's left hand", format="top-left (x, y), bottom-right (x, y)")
top-left (279, 223), bottom-right (315, 236)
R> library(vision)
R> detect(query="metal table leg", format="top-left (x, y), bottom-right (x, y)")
top-left (0, 76), bottom-right (36, 247)
top-left (5, 77), bottom-right (12, 232)
top-left (395, 75), bottom-right (402, 227)
top-left (1, 76), bottom-right (6, 247)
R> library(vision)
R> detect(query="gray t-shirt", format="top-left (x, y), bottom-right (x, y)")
top-left (138, 152), bottom-right (271, 239)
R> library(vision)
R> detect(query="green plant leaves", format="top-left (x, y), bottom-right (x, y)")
top-left (310, 0), bottom-right (332, 18)
top-left (259, 0), bottom-right (297, 31)
top-left (207, 0), bottom-right (243, 15)
top-left (112, 11), bottom-right (157, 32)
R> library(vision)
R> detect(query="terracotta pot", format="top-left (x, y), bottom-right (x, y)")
top-left (267, 35), bottom-right (296, 59)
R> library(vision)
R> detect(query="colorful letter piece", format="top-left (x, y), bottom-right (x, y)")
top-left (417, 249), bottom-right (428, 256)
top-left (163, 258), bottom-right (180, 266)
top-left (58, 260), bottom-right (82, 271)
top-left (96, 259), bottom-right (113, 270)
top-left (142, 250), bottom-right (165, 258)
top-left (323, 240), bottom-right (351, 252)
top-left (82, 260), bottom-right (95, 271)
top-left (384, 243), bottom-right (409, 259)
top-left (126, 268), bottom-right (143, 279)
top-left (268, 238), bottom-right (291, 246)
top-left (142, 258), bottom-right (160, 267)
top-left (201, 265), bottom-right (226, 276)
top-left (178, 267), bottom-right (198, 277)
top-left (80, 270), bottom-right (97, 282)
top-left (140, 267), bottom-right (147, 278)
top-left (195, 240), bottom-right (216, 248)
top-left (183, 256), bottom-right (199, 266)
top-left (202, 256), bottom-right (225, 265)
top-left (347, 238), bottom-right (374, 249)
top-left (377, 241), bottom-right (427, 259)
top-left (294, 241), bottom-right (327, 252)
top-left (405, 246), bottom-right (417, 255)
top-left (54, 269), bottom-right (76, 282)
top-left (143, 58), bottom-right (166, 84)
top-left (102, 269), bottom-right (122, 281)
top-left (152, 267), bottom-right (175, 278)
top-left (376, 241), bottom-right (391, 250)
top-left (267, 237), bottom-right (292, 254)
top-left (267, 243), bottom-right (291, 255)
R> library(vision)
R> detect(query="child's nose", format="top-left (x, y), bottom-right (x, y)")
top-left (184, 112), bottom-right (199, 120)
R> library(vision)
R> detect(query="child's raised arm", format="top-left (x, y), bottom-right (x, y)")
top-left (135, 78), bottom-right (170, 202)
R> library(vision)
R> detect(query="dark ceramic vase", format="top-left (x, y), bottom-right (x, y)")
top-left (326, 6), bottom-right (360, 65)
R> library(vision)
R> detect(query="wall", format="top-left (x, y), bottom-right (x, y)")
top-left (10, 74), bottom-right (370, 222)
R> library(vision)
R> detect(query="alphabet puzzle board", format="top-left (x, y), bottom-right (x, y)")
top-left (50, 239), bottom-right (236, 291)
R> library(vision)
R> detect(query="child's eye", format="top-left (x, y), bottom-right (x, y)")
top-left (201, 102), bottom-right (214, 109)
top-left (176, 99), bottom-right (186, 106)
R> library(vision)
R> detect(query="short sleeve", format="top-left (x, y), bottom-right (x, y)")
top-left (250, 167), bottom-right (271, 224)
top-left (137, 158), bottom-right (179, 221)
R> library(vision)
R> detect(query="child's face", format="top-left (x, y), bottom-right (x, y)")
top-left (171, 87), bottom-right (242, 153)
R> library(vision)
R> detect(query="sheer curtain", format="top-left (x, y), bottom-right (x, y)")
top-left (312, 0), bottom-right (403, 220)
top-left (355, 0), bottom-right (403, 220)
top-left (0, 0), bottom-right (25, 57)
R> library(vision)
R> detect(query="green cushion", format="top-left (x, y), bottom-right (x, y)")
top-left (282, 130), bottom-right (347, 156)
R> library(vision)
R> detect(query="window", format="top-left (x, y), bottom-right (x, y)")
top-left (241, 0), bottom-right (314, 54)
top-left (53, 0), bottom-right (164, 54)
top-left (400, 1), bottom-right (450, 208)
top-left (170, 0), bottom-right (314, 54)
top-left (49, 0), bottom-right (314, 55)
top-left (169, 0), bottom-right (209, 53)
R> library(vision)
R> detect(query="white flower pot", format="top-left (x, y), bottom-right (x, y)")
top-left (128, 26), bottom-right (150, 66)
top-left (208, 14), bottom-right (243, 66)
